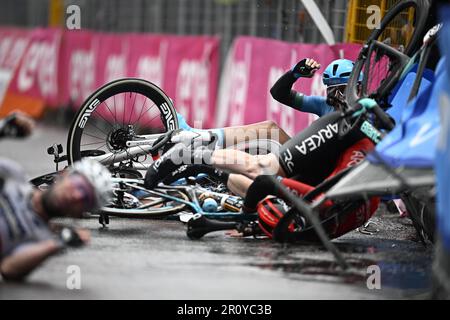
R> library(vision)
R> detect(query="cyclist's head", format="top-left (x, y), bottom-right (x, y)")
top-left (42, 159), bottom-right (113, 218)
top-left (257, 198), bottom-right (292, 238)
top-left (323, 59), bottom-right (356, 86)
top-left (323, 59), bottom-right (362, 110)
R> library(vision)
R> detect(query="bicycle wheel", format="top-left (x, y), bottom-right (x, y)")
top-left (346, 0), bottom-right (430, 107)
top-left (67, 78), bottom-right (179, 167)
top-left (102, 187), bottom-right (189, 218)
top-left (401, 189), bottom-right (436, 243)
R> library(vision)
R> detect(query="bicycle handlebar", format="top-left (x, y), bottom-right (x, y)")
top-left (372, 103), bottom-right (395, 131)
top-left (343, 98), bottom-right (395, 132)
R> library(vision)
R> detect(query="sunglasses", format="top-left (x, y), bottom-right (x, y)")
top-left (326, 84), bottom-right (347, 97)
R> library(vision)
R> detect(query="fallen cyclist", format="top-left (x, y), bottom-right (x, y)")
top-left (143, 58), bottom-right (385, 240)
top-left (145, 58), bottom-right (375, 197)
top-left (0, 158), bottom-right (113, 281)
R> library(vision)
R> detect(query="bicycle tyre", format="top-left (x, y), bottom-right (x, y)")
top-left (101, 188), bottom-right (189, 218)
top-left (67, 78), bottom-right (179, 165)
top-left (346, 0), bottom-right (430, 107)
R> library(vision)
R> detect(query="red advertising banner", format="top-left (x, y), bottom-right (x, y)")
top-left (216, 37), bottom-right (362, 135)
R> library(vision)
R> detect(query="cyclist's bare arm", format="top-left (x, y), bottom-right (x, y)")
top-left (0, 240), bottom-right (61, 281)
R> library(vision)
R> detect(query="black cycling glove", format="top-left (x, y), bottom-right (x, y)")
top-left (0, 114), bottom-right (28, 138)
top-left (58, 227), bottom-right (84, 248)
top-left (291, 59), bottom-right (318, 79)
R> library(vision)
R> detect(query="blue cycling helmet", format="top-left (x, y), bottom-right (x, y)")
top-left (322, 59), bottom-right (362, 86)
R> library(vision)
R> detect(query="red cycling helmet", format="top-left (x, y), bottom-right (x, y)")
top-left (257, 197), bottom-right (295, 238)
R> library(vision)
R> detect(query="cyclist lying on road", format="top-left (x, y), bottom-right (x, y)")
top-left (145, 58), bottom-right (375, 198)
top-left (0, 158), bottom-right (112, 281)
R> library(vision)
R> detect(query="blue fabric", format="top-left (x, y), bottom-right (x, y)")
top-left (177, 113), bottom-right (191, 131)
top-left (387, 65), bottom-right (434, 124)
top-left (300, 95), bottom-right (334, 117)
top-left (368, 59), bottom-right (445, 168)
top-left (436, 7), bottom-right (450, 250)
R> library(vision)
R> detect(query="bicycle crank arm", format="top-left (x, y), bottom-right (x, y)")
top-left (126, 140), bottom-right (156, 147)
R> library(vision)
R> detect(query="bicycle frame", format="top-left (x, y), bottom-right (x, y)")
top-left (107, 177), bottom-right (256, 220)
top-left (87, 133), bottom-right (164, 169)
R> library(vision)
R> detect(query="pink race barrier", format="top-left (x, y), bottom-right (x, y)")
top-left (1, 27), bottom-right (220, 127)
top-left (0, 28), bottom-right (30, 113)
top-left (1, 27), bottom-right (362, 133)
top-left (60, 31), bottom-right (220, 128)
top-left (6, 28), bottom-right (63, 108)
top-left (216, 36), bottom-right (362, 135)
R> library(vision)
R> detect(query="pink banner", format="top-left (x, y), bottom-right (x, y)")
top-left (57, 30), bottom-right (219, 128)
top-left (0, 28), bottom-right (30, 108)
top-left (59, 30), bottom-right (96, 107)
top-left (0, 28), bottom-right (30, 71)
top-left (7, 28), bottom-right (63, 108)
top-left (216, 37), bottom-right (361, 135)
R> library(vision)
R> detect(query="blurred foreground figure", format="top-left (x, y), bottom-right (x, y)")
top-left (0, 112), bottom-right (35, 139)
top-left (434, 2), bottom-right (450, 300)
top-left (0, 158), bottom-right (113, 281)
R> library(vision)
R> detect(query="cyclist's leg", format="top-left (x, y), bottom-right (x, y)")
top-left (222, 120), bottom-right (290, 146)
top-left (226, 173), bottom-right (254, 197)
top-left (212, 112), bottom-right (351, 196)
top-left (146, 111), bottom-right (359, 190)
top-left (177, 113), bottom-right (290, 148)
top-left (211, 150), bottom-right (283, 179)
top-left (213, 111), bottom-right (362, 194)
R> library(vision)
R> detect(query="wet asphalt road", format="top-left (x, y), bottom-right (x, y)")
top-left (0, 122), bottom-right (433, 299)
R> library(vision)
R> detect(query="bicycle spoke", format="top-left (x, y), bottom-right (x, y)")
top-left (140, 112), bottom-right (162, 130)
top-left (81, 141), bottom-right (106, 147)
top-left (128, 92), bottom-right (138, 124)
top-left (82, 131), bottom-right (106, 141)
top-left (135, 102), bottom-right (157, 132)
top-left (94, 143), bottom-right (107, 151)
top-left (85, 119), bottom-right (109, 137)
top-left (103, 99), bottom-right (118, 125)
top-left (93, 106), bottom-right (116, 130)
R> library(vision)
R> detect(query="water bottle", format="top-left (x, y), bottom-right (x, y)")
top-left (202, 197), bottom-right (218, 212)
